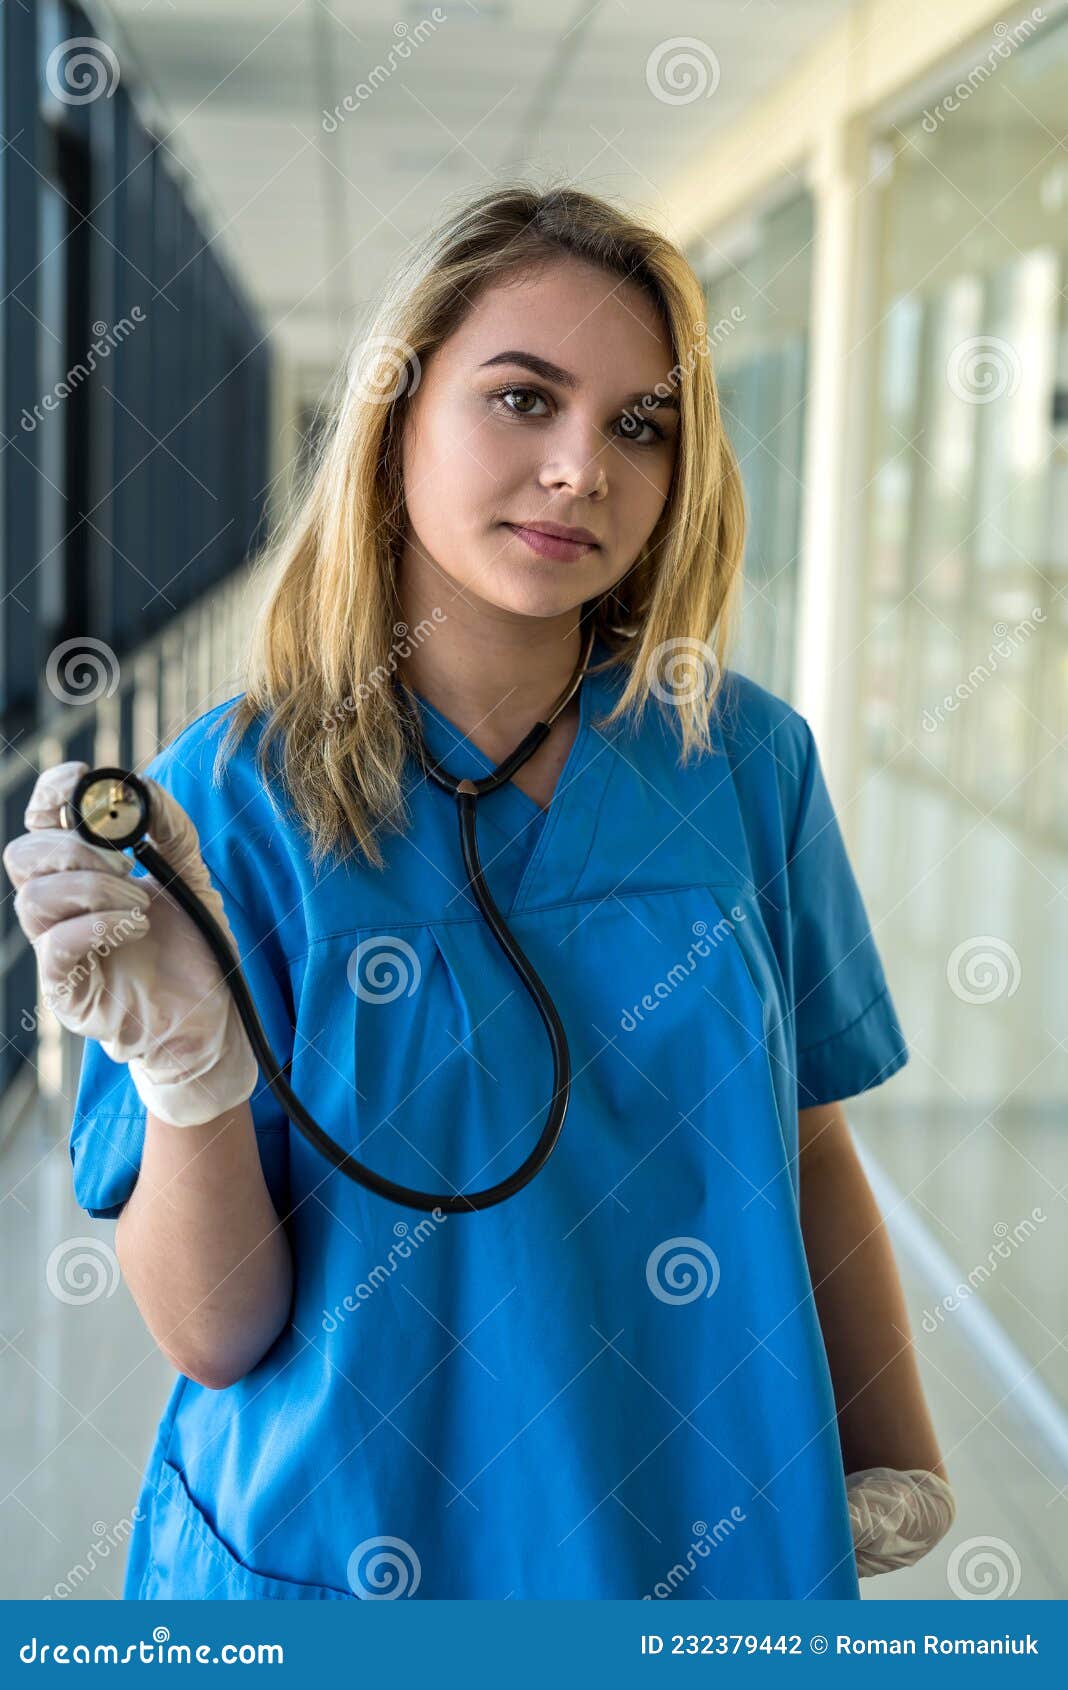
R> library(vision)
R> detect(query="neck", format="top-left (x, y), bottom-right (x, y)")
top-left (395, 555), bottom-right (590, 743)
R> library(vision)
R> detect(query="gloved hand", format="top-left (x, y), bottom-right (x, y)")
top-left (846, 1466), bottom-right (956, 1577)
top-left (2, 760), bottom-right (259, 1128)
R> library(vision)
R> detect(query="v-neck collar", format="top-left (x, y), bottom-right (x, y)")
top-left (405, 632), bottom-right (607, 819)
top-left (404, 632), bottom-right (622, 914)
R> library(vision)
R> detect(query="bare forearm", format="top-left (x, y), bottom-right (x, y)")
top-left (114, 1101), bottom-right (292, 1389)
top-left (799, 1123), bottom-right (947, 1481)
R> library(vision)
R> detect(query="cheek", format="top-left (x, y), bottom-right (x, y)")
top-left (405, 401), bottom-right (522, 529)
top-left (618, 448), bottom-right (675, 531)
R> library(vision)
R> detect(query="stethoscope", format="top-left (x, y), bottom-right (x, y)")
top-left (58, 615), bottom-right (597, 1216)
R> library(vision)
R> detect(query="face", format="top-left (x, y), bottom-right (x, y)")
top-left (398, 256), bottom-right (680, 621)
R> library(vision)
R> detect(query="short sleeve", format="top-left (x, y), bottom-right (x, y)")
top-left (68, 761), bottom-right (293, 1222)
top-left (786, 721), bottom-right (909, 1108)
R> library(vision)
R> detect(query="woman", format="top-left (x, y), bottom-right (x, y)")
top-left (4, 184), bottom-right (954, 1600)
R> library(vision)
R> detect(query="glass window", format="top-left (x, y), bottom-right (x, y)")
top-left (698, 191), bottom-right (813, 699)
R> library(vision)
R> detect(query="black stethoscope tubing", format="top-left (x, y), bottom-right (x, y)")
top-left (61, 618), bottom-right (597, 1216)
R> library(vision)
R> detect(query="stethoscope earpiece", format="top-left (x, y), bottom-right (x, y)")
top-left (60, 767), bottom-right (152, 852)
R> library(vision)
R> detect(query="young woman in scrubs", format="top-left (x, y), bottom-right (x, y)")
top-left (4, 185), bottom-right (955, 1600)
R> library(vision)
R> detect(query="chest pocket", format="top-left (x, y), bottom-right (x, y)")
top-left (289, 884), bottom-right (793, 1214)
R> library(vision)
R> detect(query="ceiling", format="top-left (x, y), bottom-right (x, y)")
top-left (99, 0), bottom-right (855, 382)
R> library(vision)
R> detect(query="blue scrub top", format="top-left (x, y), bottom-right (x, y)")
top-left (69, 632), bottom-right (908, 1601)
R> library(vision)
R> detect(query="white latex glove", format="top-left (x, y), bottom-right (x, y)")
top-left (2, 759), bottom-right (259, 1128)
top-left (846, 1466), bottom-right (956, 1577)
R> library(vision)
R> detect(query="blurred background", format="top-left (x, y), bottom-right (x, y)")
top-left (1, 0), bottom-right (1065, 1601)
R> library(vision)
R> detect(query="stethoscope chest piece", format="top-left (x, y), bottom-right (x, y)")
top-left (59, 767), bottom-right (152, 852)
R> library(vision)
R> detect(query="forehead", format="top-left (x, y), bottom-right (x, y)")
top-left (439, 256), bottom-right (675, 388)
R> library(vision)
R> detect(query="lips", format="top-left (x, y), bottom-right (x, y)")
top-left (503, 520), bottom-right (601, 562)
top-left (511, 520), bottom-right (600, 545)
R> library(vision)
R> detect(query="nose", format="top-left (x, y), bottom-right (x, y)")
top-left (537, 416), bottom-right (608, 500)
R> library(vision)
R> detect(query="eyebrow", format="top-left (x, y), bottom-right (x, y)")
top-left (477, 349), bottom-right (681, 412)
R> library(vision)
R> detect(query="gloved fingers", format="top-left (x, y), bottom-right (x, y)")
top-left (35, 906), bottom-right (153, 1010)
top-left (2, 825), bottom-right (141, 893)
top-left (140, 776), bottom-right (216, 887)
top-left (21, 759), bottom-right (90, 829)
top-left (12, 865), bottom-right (153, 942)
top-left (847, 1467), bottom-right (956, 1576)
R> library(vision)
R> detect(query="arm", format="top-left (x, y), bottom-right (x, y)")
top-left (797, 1101), bottom-right (948, 1482)
top-left (114, 1100), bottom-right (293, 1391)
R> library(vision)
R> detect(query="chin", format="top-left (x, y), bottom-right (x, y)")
top-left (492, 577), bottom-right (592, 621)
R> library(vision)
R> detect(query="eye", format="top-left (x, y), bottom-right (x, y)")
top-left (614, 410), bottom-right (666, 446)
top-left (487, 383), bottom-right (669, 446)
top-left (489, 385), bottom-right (551, 419)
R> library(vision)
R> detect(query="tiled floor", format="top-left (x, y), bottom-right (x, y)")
top-left (2, 1105), bottom-right (1066, 1601)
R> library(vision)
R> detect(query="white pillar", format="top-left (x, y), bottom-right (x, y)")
top-left (794, 114), bottom-right (875, 806)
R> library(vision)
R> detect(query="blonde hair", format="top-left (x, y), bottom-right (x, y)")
top-left (213, 182), bottom-right (746, 874)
